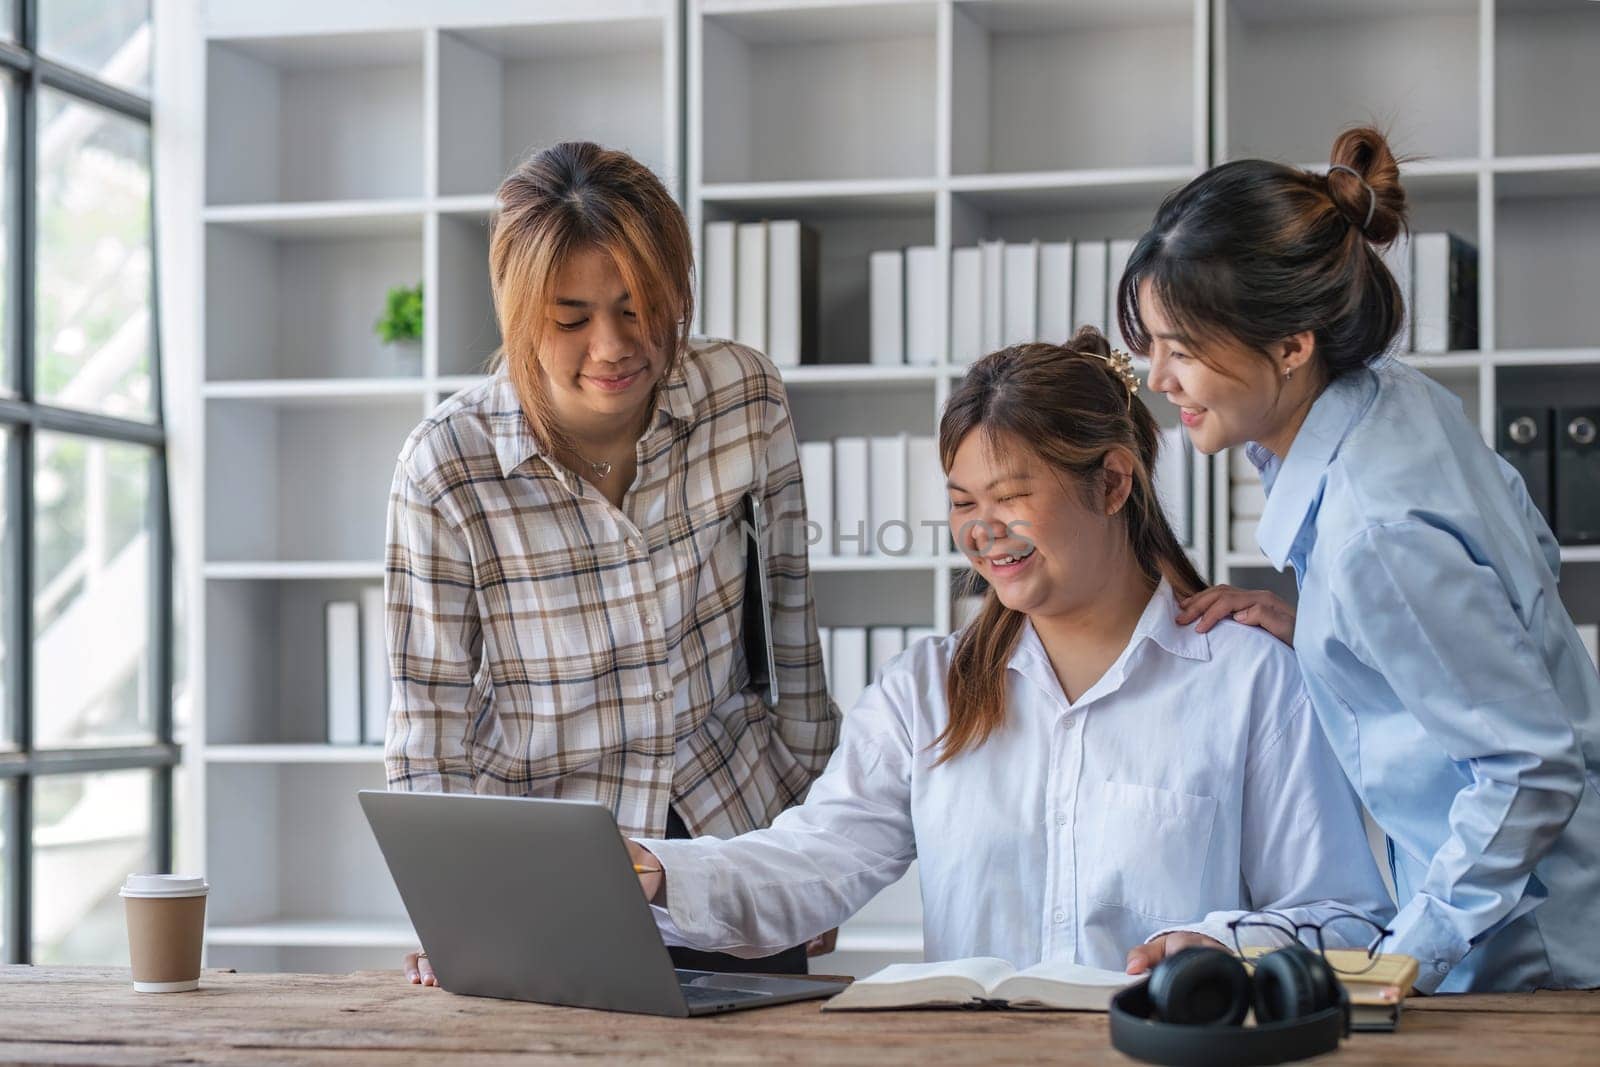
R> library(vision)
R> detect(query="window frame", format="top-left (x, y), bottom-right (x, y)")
top-left (0, 0), bottom-right (170, 966)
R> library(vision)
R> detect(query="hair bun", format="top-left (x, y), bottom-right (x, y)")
top-left (1325, 126), bottom-right (1408, 246)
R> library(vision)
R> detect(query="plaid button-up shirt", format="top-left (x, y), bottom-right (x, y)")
top-left (383, 339), bottom-right (840, 838)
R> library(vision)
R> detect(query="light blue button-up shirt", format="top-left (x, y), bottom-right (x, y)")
top-left (1249, 357), bottom-right (1600, 994)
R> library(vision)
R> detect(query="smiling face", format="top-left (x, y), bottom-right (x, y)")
top-left (946, 429), bottom-right (1130, 620)
top-left (1138, 277), bottom-right (1292, 456)
top-left (538, 245), bottom-right (669, 438)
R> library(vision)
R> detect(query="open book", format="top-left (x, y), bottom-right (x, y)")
top-left (822, 957), bottom-right (1140, 1012)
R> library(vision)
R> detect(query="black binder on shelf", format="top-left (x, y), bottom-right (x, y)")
top-left (1556, 408), bottom-right (1600, 546)
top-left (1497, 406), bottom-right (1554, 527)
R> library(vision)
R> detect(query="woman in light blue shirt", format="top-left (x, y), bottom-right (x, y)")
top-left (1121, 125), bottom-right (1600, 994)
top-left (624, 330), bottom-right (1393, 975)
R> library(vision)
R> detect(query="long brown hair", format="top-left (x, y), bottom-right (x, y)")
top-left (1118, 125), bottom-right (1411, 381)
top-left (935, 326), bottom-right (1204, 764)
top-left (489, 142), bottom-right (694, 456)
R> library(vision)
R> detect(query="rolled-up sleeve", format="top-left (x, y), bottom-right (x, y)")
top-left (1330, 520), bottom-right (1585, 991)
top-left (383, 459), bottom-right (481, 794)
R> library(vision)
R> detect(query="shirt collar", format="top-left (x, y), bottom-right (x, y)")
top-left (1006, 578), bottom-right (1210, 701)
top-left (487, 357), bottom-right (697, 479)
top-left (1253, 367), bottom-right (1378, 569)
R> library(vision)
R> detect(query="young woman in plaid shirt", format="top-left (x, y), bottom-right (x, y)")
top-left (384, 143), bottom-right (840, 982)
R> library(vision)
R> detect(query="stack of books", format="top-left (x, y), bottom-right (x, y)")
top-left (817, 625), bottom-right (938, 713)
top-left (1384, 231), bottom-right (1480, 354)
top-left (1246, 948), bottom-right (1420, 1032)
top-left (323, 587), bottom-right (389, 746)
top-left (702, 219), bottom-right (820, 366)
top-left (799, 434), bottom-right (946, 559)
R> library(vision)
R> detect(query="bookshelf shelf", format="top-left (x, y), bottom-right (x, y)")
top-left (208, 918), bottom-right (415, 949)
top-left (203, 562), bottom-right (386, 582)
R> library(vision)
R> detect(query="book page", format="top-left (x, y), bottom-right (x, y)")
top-left (990, 959), bottom-right (1139, 1012)
top-left (822, 958), bottom-right (1017, 1012)
top-left (854, 957), bottom-right (1017, 993)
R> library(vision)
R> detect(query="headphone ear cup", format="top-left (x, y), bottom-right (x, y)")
top-left (1147, 946), bottom-right (1252, 1027)
top-left (1253, 946), bottom-right (1340, 1024)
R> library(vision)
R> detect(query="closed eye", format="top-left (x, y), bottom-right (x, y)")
top-left (555, 319), bottom-right (587, 332)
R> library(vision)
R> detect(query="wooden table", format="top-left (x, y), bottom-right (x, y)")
top-left (3, 967), bottom-right (1598, 1065)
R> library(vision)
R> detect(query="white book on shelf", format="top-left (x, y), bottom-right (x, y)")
top-left (1073, 240), bottom-right (1108, 335)
top-left (1380, 230), bottom-right (1413, 355)
top-left (834, 436), bottom-right (871, 558)
top-left (1231, 480), bottom-right (1267, 518)
top-left (904, 626), bottom-right (937, 650)
top-left (905, 245), bottom-right (944, 366)
top-left (767, 220), bottom-right (819, 367)
top-left (1154, 426), bottom-right (1192, 548)
top-left (1412, 232), bottom-right (1448, 353)
top-left (799, 440), bottom-right (835, 557)
top-left (1231, 517), bottom-right (1262, 556)
top-left (830, 627), bottom-right (869, 713)
top-left (1105, 239), bottom-right (1136, 350)
top-left (1037, 241), bottom-right (1073, 344)
top-left (703, 220), bottom-right (738, 340)
top-left (1578, 624), bottom-right (1598, 670)
top-left (359, 585), bottom-right (390, 747)
top-left (980, 239), bottom-right (1005, 355)
top-left (1002, 240), bottom-right (1039, 347)
top-left (906, 434), bottom-right (944, 558)
top-left (950, 246), bottom-right (983, 364)
top-left (869, 627), bottom-right (907, 681)
top-left (870, 249), bottom-right (905, 366)
top-left (325, 601), bottom-right (362, 746)
top-left (735, 221), bottom-right (768, 352)
top-left (869, 434), bottom-right (910, 557)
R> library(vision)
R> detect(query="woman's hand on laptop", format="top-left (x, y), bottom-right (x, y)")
top-left (626, 838), bottom-right (666, 904)
top-left (404, 948), bottom-right (437, 986)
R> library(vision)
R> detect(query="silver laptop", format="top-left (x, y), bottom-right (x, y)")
top-left (358, 790), bottom-right (843, 1016)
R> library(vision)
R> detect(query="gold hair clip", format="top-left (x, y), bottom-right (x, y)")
top-left (1090, 348), bottom-right (1140, 409)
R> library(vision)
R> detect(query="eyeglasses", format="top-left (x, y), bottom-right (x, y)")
top-left (1226, 910), bottom-right (1395, 977)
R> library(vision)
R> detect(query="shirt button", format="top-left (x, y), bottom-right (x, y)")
top-left (655, 756), bottom-right (671, 769)
top-left (1433, 961), bottom-right (1450, 976)
top-left (1055, 812), bottom-right (1068, 827)
top-left (654, 689), bottom-right (670, 703)
top-left (644, 614), bottom-right (657, 627)
top-left (1053, 909), bottom-right (1066, 924)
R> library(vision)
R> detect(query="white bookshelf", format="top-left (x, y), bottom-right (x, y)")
top-left (187, 0), bottom-right (1600, 978)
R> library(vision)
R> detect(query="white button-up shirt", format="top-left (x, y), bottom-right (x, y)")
top-left (643, 581), bottom-right (1394, 969)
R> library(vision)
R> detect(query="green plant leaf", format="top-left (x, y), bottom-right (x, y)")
top-left (375, 282), bottom-right (424, 343)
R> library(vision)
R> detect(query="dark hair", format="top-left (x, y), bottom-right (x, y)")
top-left (934, 326), bottom-right (1206, 764)
top-left (1117, 126), bottom-right (1411, 382)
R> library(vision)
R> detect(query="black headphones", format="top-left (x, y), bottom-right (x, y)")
top-left (1109, 946), bottom-right (1350, 1066)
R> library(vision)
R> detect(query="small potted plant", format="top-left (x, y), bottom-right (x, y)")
top-left (375, 282), bottom-right (423, 375)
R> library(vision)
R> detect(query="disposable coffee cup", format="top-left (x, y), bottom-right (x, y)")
top-left (120, 874), bottom-right (208, 993)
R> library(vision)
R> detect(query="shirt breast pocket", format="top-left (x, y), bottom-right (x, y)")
top-left (1087, 780), bottom-right (1219, 923)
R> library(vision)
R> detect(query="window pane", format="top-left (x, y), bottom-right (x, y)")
top-left (39, 1), bottom-right (151, 94)
top-left (36, 91), bottom-right (153, 422)
top-left (33, 769), bottom-right (156, 964)
top-left (33, 434), bottom-right (156, 747)
top-left (0, 80), bottom-right (13, 399)
top-left (0, 431), bottom-right (12, 752)
top-left (1, 780), bottom-right (10, 961)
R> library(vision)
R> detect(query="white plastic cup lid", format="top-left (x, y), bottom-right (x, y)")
top-left (120, 874), bottom-right (209, 898)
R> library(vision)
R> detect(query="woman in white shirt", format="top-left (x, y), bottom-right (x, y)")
top-left (627, 328), bottom-right (1394, 974)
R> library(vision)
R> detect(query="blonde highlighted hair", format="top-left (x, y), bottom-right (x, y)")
top-left (489, 142), bottom-right (694, 454)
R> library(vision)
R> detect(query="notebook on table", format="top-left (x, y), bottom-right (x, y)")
top-left (1244, 948), bottom-right (1419, 1032)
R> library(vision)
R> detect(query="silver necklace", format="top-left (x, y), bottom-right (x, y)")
top-left (580, 455), bottom-right (613, 478)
